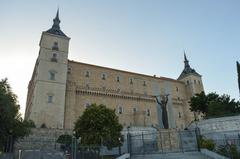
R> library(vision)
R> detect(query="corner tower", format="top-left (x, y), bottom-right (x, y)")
top-left (178, 53), bottom-right (204, 96)
top-left (177, 53), bottom-right (204, 122)
top-left (25, 10), bottom-right (70, 128)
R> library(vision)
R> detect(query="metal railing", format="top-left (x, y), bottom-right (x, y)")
top-left (129, 129), bottom-right (199, 155)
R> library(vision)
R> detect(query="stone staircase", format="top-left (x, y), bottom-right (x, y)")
top-left (20, 150), bottom-right (65, 159)
top-left (131, 151), bottom-right (213, 159)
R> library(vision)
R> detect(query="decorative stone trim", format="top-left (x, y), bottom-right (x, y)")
top-left (75, 86), bottom-right (155, 102)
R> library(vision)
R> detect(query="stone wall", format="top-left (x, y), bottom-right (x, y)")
top-left (189, 115), bottom-right (240, 139)
top-left (64, 60), bottom-right (197, 130)
top-left (14, 128), bottom-right (72, 152)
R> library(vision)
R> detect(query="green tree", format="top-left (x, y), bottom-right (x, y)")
top-left (74, 104), bottom-right (123, 150)
top-left (189, 92), bottom-right (219, 114)
top-left (189, 92), bottom-right (240, 118)
top-left (0, 78), bottom-right (33, 152)
top-left (189, 91), bottom-right (208, 114)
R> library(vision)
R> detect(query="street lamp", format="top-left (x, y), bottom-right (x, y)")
top-left (72, 131), bottom-right (77, 159)
top-left (118, 137), bottom-right (121, 155)
top-left (9, 129), bottom-right (13, 153)
top-left (127, 126), bottom-right (131, 155)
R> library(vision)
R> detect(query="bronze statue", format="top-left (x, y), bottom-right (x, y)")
top-left (153, 94), bottom-right (169, 129)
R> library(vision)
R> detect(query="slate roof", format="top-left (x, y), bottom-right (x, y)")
top-left (178, 53), bottom-right (201, 80)
top-left (46, 9), bottom-right (67, 37)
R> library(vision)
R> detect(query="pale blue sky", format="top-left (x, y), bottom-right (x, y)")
top-left (0, 0), bottom-right (239, 116)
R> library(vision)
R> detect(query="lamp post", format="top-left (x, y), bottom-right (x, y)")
top-left (127, 126), bottom-right (131, 155)
top-left (9, 129), bottom-right (13, 153)
top-left (72, 131), bottom-right (77, 159)
top-left (118, 137), bottom-right (121, 155)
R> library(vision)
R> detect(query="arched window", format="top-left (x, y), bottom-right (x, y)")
top-left (118, 106), bottom-right (123, 114)
top-left (52, 41), bottom-right (59, 51)
top-left (51, 53), bottom-right (58, 62)
top-left (133, 107), bottom-right (137, 113)
top-left (146, 109), bottom-right (151, 116)
top-left (116, 76), bottom-right (120, 82)
top-left (179, 112), bottom-right (182, 118)
top-left (85, 71), bottom-right (90, 77)
top-left (67, 67), bottom-right (72, 74)
top-left (143, 81), bottom-right (146, 86)
top-left (130, 78), bottom-right (133, 85)
top-left (102, 74), bottom-right (106, 80)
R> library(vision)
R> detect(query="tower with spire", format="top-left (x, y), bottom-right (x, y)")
top-left (177, 53), bottom-right (204, 122)
top-left (25, 10), bottom-right (70, 128)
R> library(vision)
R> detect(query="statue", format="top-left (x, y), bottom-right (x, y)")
top-left (153, 94), bottom-right (169, 129)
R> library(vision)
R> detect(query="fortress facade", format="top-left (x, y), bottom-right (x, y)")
top-left (25, 11), bottom-right (204, 130)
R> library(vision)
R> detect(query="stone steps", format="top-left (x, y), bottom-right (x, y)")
top-left (131, 151), bottom-right (212, 159)
top-left (20, 150), bottom-right (65, 159)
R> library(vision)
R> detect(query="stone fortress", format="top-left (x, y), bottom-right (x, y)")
top-left (24, 10), bottom-right (204, 130)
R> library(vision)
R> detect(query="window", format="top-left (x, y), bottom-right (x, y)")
top-left (118, 106), bottom-right (123, 114)
top-left (52, 41), bottom-right (59, 51)
top-left (49, 72), bottom-right (55, 80)
top-left (85, 71), bottom-right (89, 77)
top-left (86, 84), bottom-right (90, 89)
top-left (179, 112), bottom-right (182, 118)
top-left (144, 91), bottom-right (147, 96)
top-left (177, 97), bottom-right (180, 100)
top-left (194, 80), bottom-right (196, 84)
top-left (102, 74), bottom-right (106, 80)
top-left (176, 87), bottom-right (179, 92)
top-left (85, 103), bottom-right (90, 108)
top-left (143, 81), bottom-right (146, 86)
top-left (130, 78), bottom-right (133, 85)
top-left (146, 109), bottom-right (151, 116)
top-left (187, 80), bottom-right (190, 85)
top-left (68, 67), bottom-right (72, 74)
top-left (48, 95), bottom-right (53, 103)
top-left (116, 76), bottom-right (120, 82)
top-left (51, 53), bottom-right (57, 62)
top-left (198, 80), bottom-right (201, 84)
top-left (133, 107), bottom-right (137, 113)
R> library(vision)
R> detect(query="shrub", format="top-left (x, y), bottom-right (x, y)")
top-left (199, 136), bottom-right (215, 151)
top-left (40, 123), bottom-right (47, 128)
top-left (217, 144), bottom-right (240, 159)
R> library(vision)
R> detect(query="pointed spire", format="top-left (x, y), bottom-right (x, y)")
top-left (46, 9), bottom-right (67, 37)
top-left (184, 51), bottom-right (188, 62)
top-left (52, 9), bottom-right (60, 30)
top-left (177, 51), bottom-right (201, 80)
top-left (184, 51), bottom-right (190, 69)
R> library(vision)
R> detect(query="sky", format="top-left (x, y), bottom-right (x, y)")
top-left (0, 0), bottom-right (240, 117)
